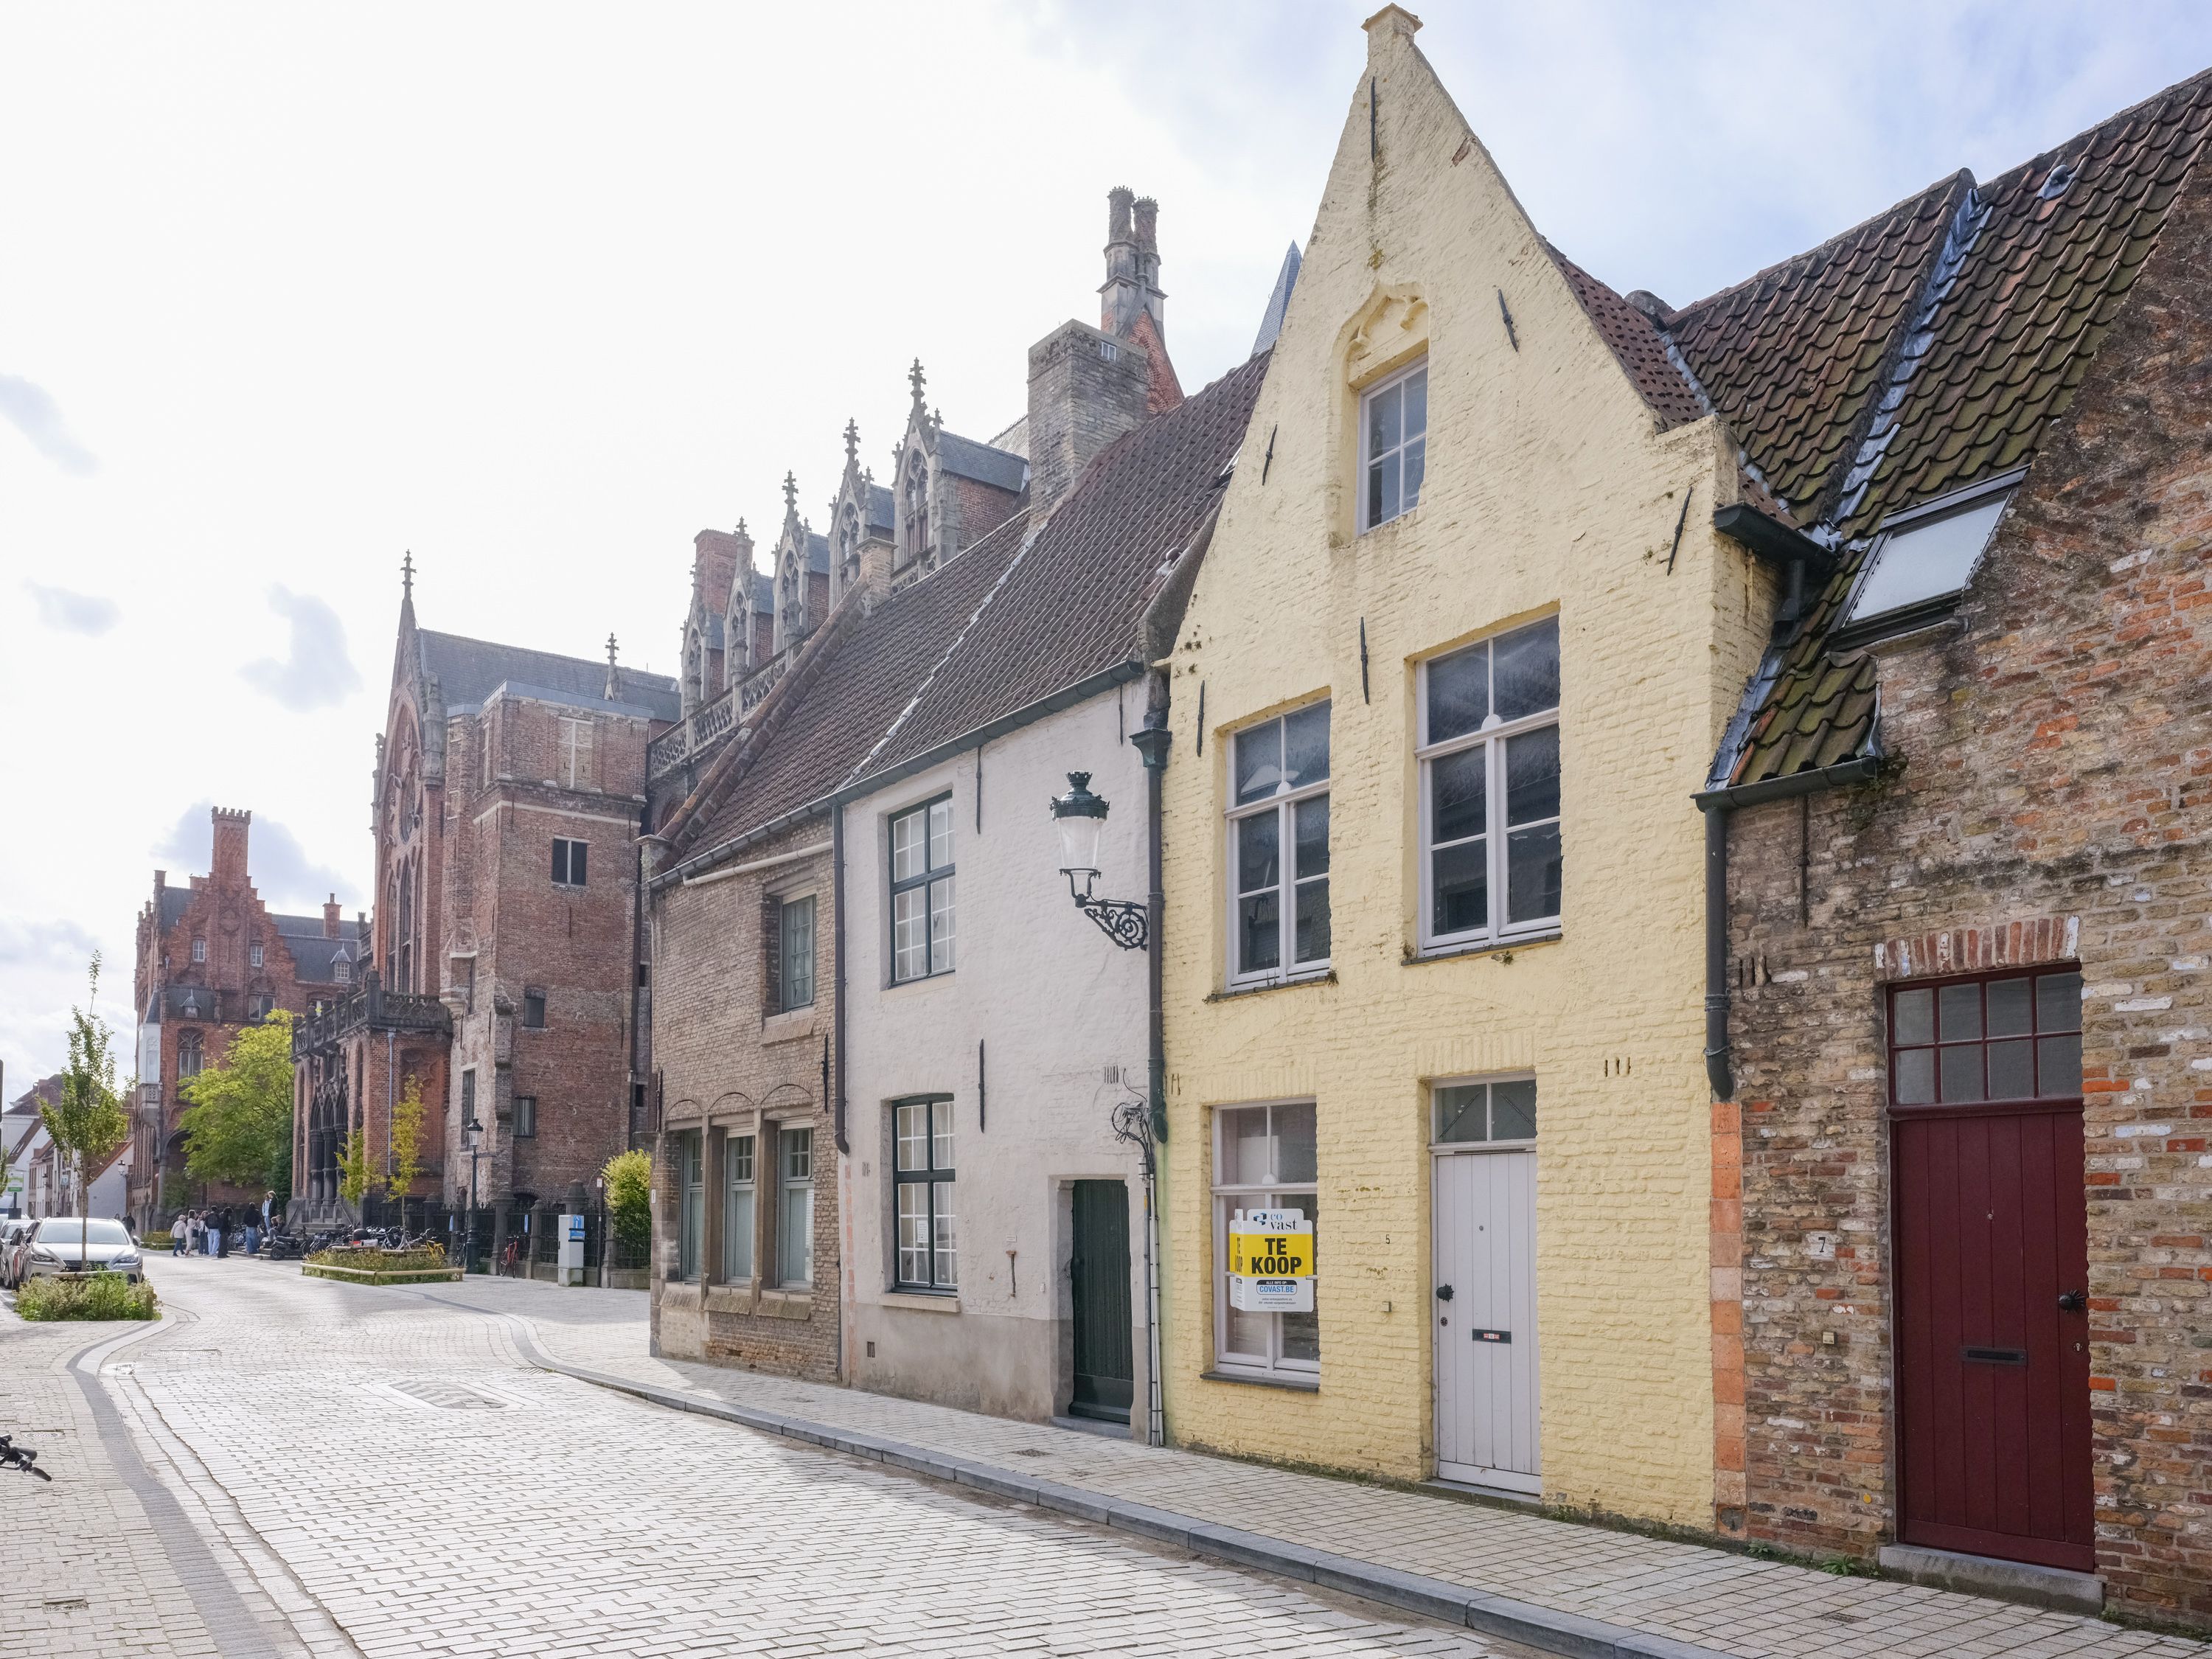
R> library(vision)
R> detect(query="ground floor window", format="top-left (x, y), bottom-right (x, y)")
top-left (723, 1132), bottom-right (755, 1283)
top-left (777, 1126), bottom-right (813, 1288)
top-left (1211, 1101), bottom-right (1318, 1379)
top-left (673, 1130), bottom-right (702, 1284)
top-left (893, 1096), bottom-right (956, 1291)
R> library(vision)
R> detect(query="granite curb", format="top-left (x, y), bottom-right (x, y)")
top-left (508, 1325), bottom-right (1727, 1659)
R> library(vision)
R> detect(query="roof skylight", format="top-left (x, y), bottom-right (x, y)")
top-left (1842, 485), bottom-right (2014, 632)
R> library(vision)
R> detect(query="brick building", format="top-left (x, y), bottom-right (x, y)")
top-left (641, 187), bottom-right (1192, 1388)
top-left (291, 566), bottom-right (678, 1246)
top-left (1686, 72), bottom-right (2212, 1624)
top-left (128, 806), bottom-right (363, 1228)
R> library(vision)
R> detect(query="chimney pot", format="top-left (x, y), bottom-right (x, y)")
top-left (324, 896), bottom-right (341, 939)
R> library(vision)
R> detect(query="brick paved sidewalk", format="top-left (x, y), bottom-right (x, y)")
top-left (426, 1277), bottom-right (2211, 1659)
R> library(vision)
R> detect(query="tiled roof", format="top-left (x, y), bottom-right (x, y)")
top-left (867, 484), bottom-right (894, 533)
top-left (936, 430), bottom-right (1028, 494)
top-left (1690, 67), bottom-right (2212, 790)
top-left (1546, 246), bottom-right (1707, 430)
top-left (673, 353), bottom-right (1268, 861)
top-left (153, 891), bottom-right (363, 981)
top-left (417, 630), bottom-right (681, 722)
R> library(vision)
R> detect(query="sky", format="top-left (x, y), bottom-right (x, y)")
top-left (4, 0), bottom-right (2209, 1093)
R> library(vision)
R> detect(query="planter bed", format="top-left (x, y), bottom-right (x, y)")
top-left (303, 1261), bottom-right (464, 1286)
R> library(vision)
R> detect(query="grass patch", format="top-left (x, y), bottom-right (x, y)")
top-left (16, 1271), bottom-right (159, 1322)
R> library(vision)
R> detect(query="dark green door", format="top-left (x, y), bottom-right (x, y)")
top-left (1069, 1180), bottom-right (1133, 1422)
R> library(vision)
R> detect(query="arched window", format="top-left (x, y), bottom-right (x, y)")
top-left (902, 456), bottom-right (929, 565)
top-left (178, 1030), bottom-right (204, 1077)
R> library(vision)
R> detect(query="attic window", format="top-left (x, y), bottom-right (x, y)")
top-left (1099, 339), bottom-right (1119, 361)
top-left (1837, 474), bottom-right (2019, 641)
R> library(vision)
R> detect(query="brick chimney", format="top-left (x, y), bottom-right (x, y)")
top-left (324, 894), bottom-right (341, 938)
top-left (210, 807), bottom-right (250, 887)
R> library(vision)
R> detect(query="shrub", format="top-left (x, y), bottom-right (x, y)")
top-left (603, 1148), bottom-right (652, 1255)
top-left (141, 1231), bottom-right (175, 1251)
top-left (17, 1270), bottom-right (159, 1322)
top-left (307, 1243), bottom-right (448, 1273)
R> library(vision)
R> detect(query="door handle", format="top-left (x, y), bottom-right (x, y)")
top-left (2057, 1290), bottom-right (2085, 1312)
top-left (1436, 1284), bottom-right (1453, 1301)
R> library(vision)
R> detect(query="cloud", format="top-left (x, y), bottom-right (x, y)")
top-left (24, 581), bottom-right (119, 636)
top-left (154, 800), bottom-right (355, 911)
top-left (240, 585), bottom-right (363, 711)
top-left (0, 373), bottom-right (97, 474)
top-left (0, 917), bottom-right (100, 973)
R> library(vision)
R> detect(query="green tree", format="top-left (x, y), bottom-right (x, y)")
top-left (268, 1135), bottom-right (293, 1209)
top-left (181, 1009), bottom-right (295, 1192)
top-left (337, 1129), bottom-right (370, 1206)
top-left (44, 955), bottom-right (132, 1261)
top-left (602, 1148), bottom-right (652, 1253)
top-left (388, 1073), bottom-right (428, 1197)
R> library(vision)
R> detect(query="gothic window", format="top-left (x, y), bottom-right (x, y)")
top-left (178, 1030), bottom-right (204, 1077)
top-left (902, 456), bottom-right (929, 566)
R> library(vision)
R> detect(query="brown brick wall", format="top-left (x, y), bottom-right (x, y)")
top-left (1726, 164), bottom-right (2212, 1624)
top-left (647, 815), bottom-right (840, 1382)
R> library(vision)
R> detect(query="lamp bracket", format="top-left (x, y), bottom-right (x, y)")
top-left (1062, 869), bottom-right (1148, 950)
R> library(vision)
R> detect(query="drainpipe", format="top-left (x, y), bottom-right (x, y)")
top-left (832, 805), bottom-right (849, 1157)
top-left (1130, 681), bottom-right (1173, 1449)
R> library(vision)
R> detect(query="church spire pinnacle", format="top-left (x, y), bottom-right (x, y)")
top-left (844, 417), bottom-right (860, 465)
top-left (782, 471), bottom-right (799, 520)
top-left (401, 550), bottom-right (414, 601)
top-left (908, 358), bottom-right (926, 408)
top-left (604, 633), bottom-right (619, 699)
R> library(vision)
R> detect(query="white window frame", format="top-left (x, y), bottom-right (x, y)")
top-left (1416, 621), bottom-right (1562, 953)
top-left (249, 942), bottom-right (264, 970)
top-left (1211, 1100), bottom-right (1319, 1382)
top-left (552, 836), bottom-right (588, 888)
top-left (192, 936), bottom-right (206, 964)
top-left (1225, 703), bottom-right (1332, 990)
top-left (1357, 357), bottom-right (1428, 533)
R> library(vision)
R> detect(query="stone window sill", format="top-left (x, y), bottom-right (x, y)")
top-left (1201, 1368), bottom-right (1318, 1394)
top-left (880, 1290), bottom-right (961, 1314)
top-left (705, 1284), bottom-right (755, 1316)
top-left (761, 1007), bottom-right (818, 1046)
top-left (1209, 971), bottom-right (1335, 1004)
top-left (1405, 932), bottom-right (1561, 967)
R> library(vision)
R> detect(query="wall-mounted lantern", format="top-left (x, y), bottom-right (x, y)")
top-left (1048, 772), bottom-right (1148, 950)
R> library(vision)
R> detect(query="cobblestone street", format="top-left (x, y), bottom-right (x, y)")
top-left (4, 1259), bottom-right (2208, 1658)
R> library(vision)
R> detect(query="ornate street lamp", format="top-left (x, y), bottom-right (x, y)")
top-left (1048, 772), bottom-right (1148, 950)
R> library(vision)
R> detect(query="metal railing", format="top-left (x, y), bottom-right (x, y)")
top-left (292, 970), bottom-right (452, 1057)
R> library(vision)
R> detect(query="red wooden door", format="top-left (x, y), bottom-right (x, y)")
top-left (1894, 1107), bottom-right (2094, 1568)
top-left (1891, 970), bottom-right (2093, 1572)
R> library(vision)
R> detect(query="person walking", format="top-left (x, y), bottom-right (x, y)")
top-left (171, 1212), bottom-right (187, 1256)
top-left (214, 1206), bottom-right (230, 1258)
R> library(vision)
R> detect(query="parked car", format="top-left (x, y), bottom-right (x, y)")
top-left (15, 1217), bottom-right (144, 1285)
top-left (0, 1220), bottom-right (33, 1290)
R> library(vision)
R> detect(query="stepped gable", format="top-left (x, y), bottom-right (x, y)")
top-left (1545, 247), bottom-right (1708, 431)
top-left (871, 352), bottom-right (1265, 774)
top-left (416, 629), bottom-right (680, 720)
top-left (1705, 67), bottom-right (2212, 790)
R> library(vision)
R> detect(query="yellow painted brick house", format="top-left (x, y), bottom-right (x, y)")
top-left (1155, 7), bottom-right (1775, 1527)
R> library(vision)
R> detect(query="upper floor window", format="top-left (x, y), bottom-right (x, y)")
top-left (333, 957), bottom-right (351, 986)
top-left (1418, 617), bottom-right (1562, 950)
top-left (552, 837), bottom-right (588, 888)
top-left (191, 936), bottom-right (206, 964)
top-left (889, 798), bottom-right (955, 983)
top-left (514, 1096), bottom-right (537, 1138)
top-left (559, 717), bottom-right (594, 790)
top-left (770, 894), bottom-right (816, 1012)
top-left (1888, 968), bottom-right (2083, 1107)
top-left (249, 942), bottom-right (264, 970)
top-left (893, 1097), bottom-right (957, 1293)
top-left (1228, 702), bottom-right (1330, 987)
top-left (522, 987), bottom-right (547, 1029)
top-left (1838, 473), bottom-right (2018, 642)
top-left (1359, 361), bottom-right (1427, 532)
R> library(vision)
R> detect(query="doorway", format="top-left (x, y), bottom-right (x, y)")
top-left (1890, 968), bottom-right (2094, 1571)
top-left (1430, 1077), bottom-right (1540, 1492)
top-left (1068, 1180), bottom-right (1133, 1423)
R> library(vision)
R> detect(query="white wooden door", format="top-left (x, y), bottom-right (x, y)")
top-left (1432, 1147), bottom-right (1540, 1490)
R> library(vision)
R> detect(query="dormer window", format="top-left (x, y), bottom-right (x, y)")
top-left (333, 958), bottom-right (351, 986)
top-left (1837, 471), bottom-right (2020, 643)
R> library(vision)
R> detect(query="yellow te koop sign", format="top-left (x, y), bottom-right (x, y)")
top-left (1228, 1208), bottom-right (1313, 1313)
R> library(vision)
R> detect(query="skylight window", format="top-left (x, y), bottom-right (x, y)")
top-left (1842, 481), bottom-right (2016, 633)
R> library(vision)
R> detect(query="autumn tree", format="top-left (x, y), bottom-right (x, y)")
top-left (181, 1009), bottom-right (295, 1192)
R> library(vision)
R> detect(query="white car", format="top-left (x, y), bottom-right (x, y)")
top-left (16, 1217), bottom-right (145, 1284)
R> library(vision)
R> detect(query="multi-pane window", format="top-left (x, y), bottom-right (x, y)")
top-left (889, 799), bottom-right (955, 983)
top-left (777, 1126), bottom-right (814, 1287)
top-left (1418, 617), bottom-right (1562, 950)
top-left (893, 1097), bottom-right (957, 1291)
top-left (552, 837), bottom-right (588, 887)
top-left (249, 942), bottom-right (264, 970)
top-left (723, 1133), bottom-right (756, 1283)
top-left (192, 936), bottom-right (206, 964)
top-left (1228, 703), bottom-right (1330, 985)
top-left (460, 1068), bottom-right (477, 1127)
top-left (778, 896), bottom-right (816, 1011)
top-left (178, 1031), bottom-right (204, 1077)
top-left (522, 987), bottom-right (546, 1029)
top-left (559, 717), bottom-right (594, 790)
top-left (334, 956), bottom-right (351, 986)
top-left (1432, 1077), bottom-right (1538, 1144)
top-left (514, 1096), bottom-right (536, 1138)
top-left (674, 1130), bottom-right (703, 1284)
top-left (1888, 970), bottom-right (2083, 1106)
top-left (1360, 360), bottom-right (1427, 531)
top-left (1212, 1102), bottom-right (1318, 1379)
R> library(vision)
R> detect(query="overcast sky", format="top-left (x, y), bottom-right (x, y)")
top-left (4, 0), bottom-right (2208, 1093)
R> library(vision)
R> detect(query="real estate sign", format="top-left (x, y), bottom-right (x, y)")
top-left (1228, 1207), bottom-right (1313, 1313)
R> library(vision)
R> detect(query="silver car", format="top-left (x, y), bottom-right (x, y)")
top-left (16, 1217), bottom-right (145, 1284)
top-left (0, 1219), bottom-right (32, 1290)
